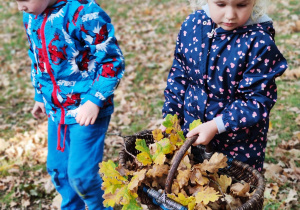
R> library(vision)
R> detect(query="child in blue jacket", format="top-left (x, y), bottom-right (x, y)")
top-left (16, 0), bottom-right (124, 209)
top-left (161, 0), bottom-right (287, 172)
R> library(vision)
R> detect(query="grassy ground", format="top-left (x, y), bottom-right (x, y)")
top-left (0, 0), bottom-right (299, 209)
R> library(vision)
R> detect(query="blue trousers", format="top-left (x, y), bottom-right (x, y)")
top-left (47, 116), bottom-right (112, 210)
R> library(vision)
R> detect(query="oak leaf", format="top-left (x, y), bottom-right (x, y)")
top-left (195, 186), bottom-right (221, 205)
top-left (152, 129), bottom-right (164, 141)
top-left (230, 181), bottom-right (250, 197)
top-left (117, 186), bottom-right (138, 205)
top-left (171, 180), bottom-right (180, 195)
top-left (165, 127), bottom-right (173, 134)
top-left (189, 119), bottom-right (202, 131)
top-left (103, 192), bottom-right (117, 207)
top-left (178, 154), bottom-right (192, 170)
top-left (122, 199), bottom-right (143, 210)
top-left (168, 193), bottom-right (196, 210)
top-left (217, 175), bottom-right (232, 193)
top-left (146, 164), bottom-right (169, 178)
top-left (102, 177), bottom-right (124, 194)
top-left (128, 169), bottom-right (147, 191)
top-left (99, 160), bottom-right (127, 182)
top-left (135, 139), bottom-right (152, 166)
top-left (195, 153), bottom-right (227, 173)
top-left (190, 168), bottom-right (209, 186)
top-left (152, 138), bottom-right (172, 165)
top-left (176, 169), bottom-right (191, 189)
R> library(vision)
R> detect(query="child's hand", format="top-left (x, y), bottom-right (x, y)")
top-left (76, 100), bottom-right (100, 126)
top-left (186, 120), bottom-right (218, 146)
top-left (32, 101), bottom-right (46, 119)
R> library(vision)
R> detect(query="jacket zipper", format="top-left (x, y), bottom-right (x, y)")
top-left (40, 11), bottom-right (65, 124)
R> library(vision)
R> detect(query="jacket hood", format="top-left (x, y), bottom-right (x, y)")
top-left (50, 0), bottom-right (68, 8)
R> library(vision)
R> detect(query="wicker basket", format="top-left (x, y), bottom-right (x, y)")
top-left (119, 130), bottom-right (265, 210)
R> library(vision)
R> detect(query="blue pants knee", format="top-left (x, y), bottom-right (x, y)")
top-left (47, 116), bottom-right (112, 210)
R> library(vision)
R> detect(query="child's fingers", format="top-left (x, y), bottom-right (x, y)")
top-left (84, 117), bottom-right (92, 126)
top-left (186, 128), bottom-right (198, 138)
top-left (32, 110), bottom-right (38, 118)
top-left (90, 116), bottom-right (97, 125)
top-left (41, 106), bottom-right (46, 114)
top-left (76, 114), bottom-right (85, 126)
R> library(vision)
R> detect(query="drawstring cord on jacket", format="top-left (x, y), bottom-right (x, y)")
top-left (51, 85), bottom-right (67, 152)
top-left (57, 123), bottom-right (68, 152)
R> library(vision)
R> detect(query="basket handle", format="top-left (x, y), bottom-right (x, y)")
top-left (165, 136), bottom-right (213, 194)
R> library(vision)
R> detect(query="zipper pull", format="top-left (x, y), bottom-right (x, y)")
top-left (207, 28), bottom-right (215, 38)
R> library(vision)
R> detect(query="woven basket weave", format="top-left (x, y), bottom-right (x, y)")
top-left (119, 130), bottom-right (265, 210)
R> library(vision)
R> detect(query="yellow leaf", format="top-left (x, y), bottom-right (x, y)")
top-left (115, 186), bottom-right (138, 205)
top-left (166, 127), bottom-right (173, 134)
top-left (217, 175), bottom-right (232, 193)
top-left (152, 129), bottom-right (164, 141)
top-left (135, 139), bottom-right (153, 166)
top-left (103, 193), bottom-right (117, 207)
top-left (99, 160), bottom-right (127, 182)
top-left (152, 138), bottom-right (172, 165)
top-left (176, 170), bottom-right (191, 189)
top-left (136, 152), bottom-right (152, 166)
top-left (170, 133), bottom-right (179, 145)
top-left (102, 176), bottom-right (124, 194)
top-left (171, 180), bottom-right (180, 195)
top-left (153, 153), bottom-right (166, 165)
top-left (269, 121), bottom-right (273, 131)
top-left (168, 193), bottom-right (196, 210)
top-left (189, 119), bottom-right (202, 131)
top-left (195, 186), bottom-right (221, 205)
top-left (128, 169), bottom-right (147, 191)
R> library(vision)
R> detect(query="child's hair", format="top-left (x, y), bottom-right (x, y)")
top-left (188, 0), bottom-right (269, 21)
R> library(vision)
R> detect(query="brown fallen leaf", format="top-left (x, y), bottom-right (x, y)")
top-left (230, 181), bottom-right (250, 197)
top-left (194, 153), bottom-right (228, 174)
top-left (176, 169), bottom-right (191, 189)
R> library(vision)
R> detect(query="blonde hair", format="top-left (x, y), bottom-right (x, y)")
top-left (188, 0), bottom-right (268, 21)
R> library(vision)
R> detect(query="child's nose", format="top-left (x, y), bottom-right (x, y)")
top-left (17, 4), bottom-right (26, 12)
top-left (225, 7), bottom-right (236, 21)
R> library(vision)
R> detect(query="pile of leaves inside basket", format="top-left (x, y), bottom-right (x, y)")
top-left (100, 114), bottom-right (255, 210)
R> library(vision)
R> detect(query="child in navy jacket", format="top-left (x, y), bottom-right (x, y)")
top-left (161, 0), bottom-right (287, 171)
top-left (16, 0), bottom-right (124, 209)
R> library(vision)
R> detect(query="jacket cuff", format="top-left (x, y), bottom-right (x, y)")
top-left (85, 94), bottom-right (104, 107)
top-left (213, 116), bottom-right (226, 134)
top-left (34, 89), bottom-right (43, 102)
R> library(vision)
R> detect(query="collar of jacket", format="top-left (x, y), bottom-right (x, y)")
top-left (38, 0), bottom-right (68, 17)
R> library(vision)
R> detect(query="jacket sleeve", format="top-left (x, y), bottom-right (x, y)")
top-left (28, 47), bottom-right (43, 103)
top-left (162, 16), bottom-right (191, 120)
top-left (74, 3), bottom-right (125, 107)
top-left (24, 14), bottom-right (43, 103)
top-left (221, 36), bottom-right (288, 132)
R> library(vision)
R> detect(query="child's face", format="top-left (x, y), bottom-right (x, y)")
top-left (16, 0), bottom-right (57, 16)
top-left (207, 0), bottom-right (255, 30)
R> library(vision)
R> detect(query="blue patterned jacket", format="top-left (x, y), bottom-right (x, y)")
top-left (162, 10), bottom-right (288, 170)
top-left (23, 0), bottom-right (125, 125)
